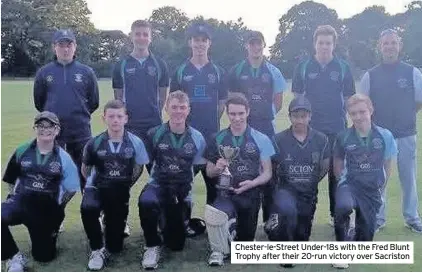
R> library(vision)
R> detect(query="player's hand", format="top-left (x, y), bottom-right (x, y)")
top-left (232, 180), bottom-right (256, 195)
top-left (215, 158), bottom-right (229, 174)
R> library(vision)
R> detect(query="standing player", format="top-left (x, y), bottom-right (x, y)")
top-left (227, 30), bottom-right (287, 222)
top-left (171, 23), bottom-right (228, 207)
top-left (2, 112), bottom-right (79, 271)
top-left (138, 91), bottom-right (206, 269)
top-left (292, 25), bottom-right (356, 225)
top-left (204, 95), bottom-right (274, 266)
top-left (33, 29), bottom-right (99, 192)
top-left (360, 29), bottom-right (422, 233)
top-left (332, 94), bottom-right (397, 269)
top-left (80, 100), bottom-right (149, 271)
top-left (265, 97), bottom-right (329, 268)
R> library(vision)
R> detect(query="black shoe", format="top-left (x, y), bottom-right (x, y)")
top-left (280, 264), bottom-right (295, 268)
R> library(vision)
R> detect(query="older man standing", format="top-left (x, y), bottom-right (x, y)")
top-left (360, 29), bottom-right (422, 233)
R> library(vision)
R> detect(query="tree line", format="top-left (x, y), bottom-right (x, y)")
top-left (2, 0), bottom-right (421, 78)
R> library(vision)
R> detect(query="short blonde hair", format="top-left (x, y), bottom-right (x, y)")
top-left (166, 90), bottom-right (190, 105)
top-left (313, 25), bottom-right (338, 45)
top-left (346, 94), bottom-right (374, 112)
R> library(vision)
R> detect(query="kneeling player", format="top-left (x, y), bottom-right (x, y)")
top-left (332, 94), bottom-right (397, 269)
top-left (2, 112), bottom-right (79, 272)
top-left (138, 91), bottom-right (206, 269)
top-left (204, 95), bottom-right (274, 266)
top-left (80, 100), bottom-right (149, 271)
top-left (265, 97), bottom-right (329, 267)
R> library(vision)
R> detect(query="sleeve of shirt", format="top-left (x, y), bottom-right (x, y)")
top-left (268, 63), bottom-right (287, 94)
top-left (333, 132), bottom-right (345, 159)
top-left (129, 133), bottom-right (150, 165)
top-left (204, 134), bottom-right (219, 164)
top-left (342, 63), bottom-right (356, 98)
top-left (33, 68), bottom-right (46, 112)
top-left (291, 63), bottom-right (304, 94)
top-left (145, 127), bottom-right (156, 162)
top-left (227, 65), bottom-right (238, 93)
top-left (359, 71), bottom-right (370, 96)
top-left (252, 130), bottom-right (276, 160)
top-left (413, 67), bottom-right (422, 103)
top-left (87, 67), bottom-right (100, 114)
top-left (380, 128), bottom-right (398, 160)
top-left (59, 148), bottom-right (80, 192)
top-left (2, 151), bottom-right (20, 185)
top-left (218, 66), bottom-right (229, 100)
top-left (192, 131), bottom-right (207, 165)
top-left (112, 61), bottom-right (123, 89)
top-left (82, 139), bottom-right (95, 166)
top-left (159, 59), bottom-right (170, 88)
top-left (170, 69), bottom-right (181, 92)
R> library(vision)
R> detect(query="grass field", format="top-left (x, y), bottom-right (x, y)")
top-left (1, 80), bottom-right (422, 272)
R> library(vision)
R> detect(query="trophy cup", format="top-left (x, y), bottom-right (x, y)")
top-left (217, 145), bottom-right (240, 193)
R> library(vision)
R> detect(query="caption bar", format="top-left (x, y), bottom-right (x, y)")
top-left (231, 242), bottom-right (413, 264)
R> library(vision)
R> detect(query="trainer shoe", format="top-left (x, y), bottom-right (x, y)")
top-left (332, 263), bottom-right (349, 269)
top-left (375, 222), bottom-right (386, 233)
top-left (208, 251), bottom-right (225, 266)
top-left (329, 216), bottom-right (335, 227)
top-left (6, 252), bottom-right (27, 272)
top-left (59, 222), bottom-right (65, 233)
top-left (99, 213), bottom-right (105, 233)
top-left (405, 222), bottom-right (422, 234)
top-left (280, 264), bottom-right (295, 268)
top-left (123, 222), bottom-right (130, 237)
top-left (142, 246), bottom-right (161, 269)
top-left (88, 248), bottom-right (108, 271)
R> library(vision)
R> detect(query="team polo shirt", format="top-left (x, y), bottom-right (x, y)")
top-left (112, 54), bottom-right (170, 130)
top-left (2, 140), bottom-right (80, 204)
top-left (228, 59), bottom-right (287, 122)
top-left (83, 130), bottom-right (149, 188)
top-left (292, 56), bottom-right (355, 134)
top-left (170, 61), bottom-right (228, 140)
top-left (334, 125), bottom-right (397, 192)
top-left (272, 127), bottom-right (329, 200)
top-left (145, 123), bottom-right (206, 186)
top-left (205, 126), bottom-right (275, 197)
top-left (360, 61), bottom-right (422, 138)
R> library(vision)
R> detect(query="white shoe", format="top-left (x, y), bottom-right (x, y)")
top-left (142, 246), bottom-right (161, 269)
top-left (329, 216), bottom-right (335, 227)
top-left (208, 251), bottom-right (225, 266)
top-left (59, 222), bottom-right (65, 233)
top-left (88, 248), bottom-right (108, 271)
top-left (333, 263), bottom-right (349, 269)
top-left (124, 222), bottom-right (130, 237)
top-left (99, 213), bottom-right (105, 233)
top-left (6, 252), bottom-right (27, 272)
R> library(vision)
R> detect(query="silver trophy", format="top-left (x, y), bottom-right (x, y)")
top-left (217, 145), bottom-right (240, 191)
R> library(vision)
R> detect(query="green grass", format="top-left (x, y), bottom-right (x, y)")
top-left (1, 80), bottom-right (422, 272)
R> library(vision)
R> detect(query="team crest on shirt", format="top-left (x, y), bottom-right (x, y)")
top-left (240, 75), bottom-right (249, 80)
top-left (97, 149), bottom-right (107, 157)
top-left (372, 138), bottom-right (383, 149)
top-left (147, 66), bottom-right (157, 76)
top-left (330, 71), bottom-right (340, 82)
top-left (308, 73), bottom-right (318, 79)
top-left (124, 147), bottom-right (134, 158)
top-left (261, 73), bottom-right (270, 83)
top-left (74, 73), bottom-right (83, 83)
top-left (397, 78), bottom-right (408, 89)
top-left (183, 75), bottom-right (194, 82)
top-left (311, 152), bottom-right (320, 164)
top-left (285, 153), bottom-right (293, 161)
top-left (46, 75), bottom-right (54, 83)
top-left (208, 74), bottom-right (216, 84)
top-left (49, 161), bottom-right (61, 173)
top-left (183, 143), bottom-right (194, 154)
top-left (125, 68), bottom-right (136, 74)
top-left (21, 160), bottom-right (32, 168)
top-left (245, 142), bottom-right (257, 154)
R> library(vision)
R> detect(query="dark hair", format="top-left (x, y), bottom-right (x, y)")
top-left (225, 93), bottom-right (249, 111)
top-left (103, 100), bottom-right (127, 114)
top-left (131, 20), bottom-right (152, 31)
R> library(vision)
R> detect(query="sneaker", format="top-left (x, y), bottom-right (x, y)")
top-left (208, 251), bottom-right (224, 266)
top-left (332, 263), bottom-right (349, 269)
top-left (99, 213), bottom-right (105, 233)
top-left (142, 246), bottom-right (161, 269)
top-left (375, 222), bottom-right (386, 233)
top-left (329, 216), bottom-right (335, 227)
top-left (88, 248), bottom-right (108, 271)
top-left (280, 264), bottom-right (295, 268)
top-left (405, 222), bottom-right (422, 234)
top-left (123, 222), bottom-right (130, 238)
top-left (59, 222), bottom-right (65, 233)
top-left (6, 252), bottom-right (27, 272)
top-left (346, 227), bottom-right (356, 241)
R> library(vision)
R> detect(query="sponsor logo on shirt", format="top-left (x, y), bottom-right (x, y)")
top-left (346, 144), bottom-right (357, 151)
top-left (359, 163), bottom-right (372, 170)
top-left (74, 73), bottom-right (83, 83)
top-left (169, 164), bottom-right (180, 172)
top-left (372, 138), bottom-right (383, 149)
top-left (245, 142), bottom-right (257, 154)
top-left (105, 160), bottom-right (126, 177)
top-left (147, 66), bottom-right (157, 77)
top-left (330, 71), bottom-right (340, 82)
top-left (46, 75), bottom-right (54, 83)
top-left (124, 147), bottom-right (134, 159)
top-left (97, 150), bottom-right (107, 157)
top-left (251, 94), bottom-right (263, 101)
top-left (158, 143), bottom-right (169, 150)
top-left (208, 73), bottom-right (216, 84)
top-left (27, 174), bottom-right (49, 190)
top-left (289, 164), bottom-right (315, 174)
top-left (126, 68), bottom-right (136, 74)
top-left (183, 75), bottom-right (194, 82)
top-left (32, 181), bottom-right (45, 189)
top-left (237, 165), bottom-right (249, 172)
top-left (183, 143), bottom-right (194, 154)
top-left (21, 160), bottom-right (32, 168)
top-left (261, 73), bottom-right (270, 83)
top-left (240, 75), bottom-right (249, 80)
top-left (308, 73), bottom-right (318, 80)
top-left (397, 78), bottom-right (408, 89)
top-left (49, 161), bottom-right (61, 173)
